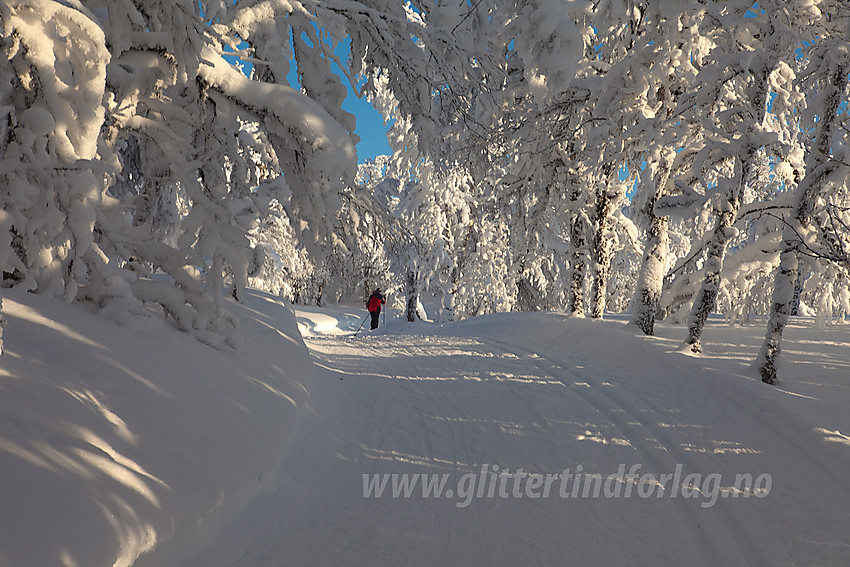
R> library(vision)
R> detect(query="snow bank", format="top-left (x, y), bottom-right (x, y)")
top-left (294, 303), bottom-right (367, 336)
top-left (0, 288), bottom-right (314, 567)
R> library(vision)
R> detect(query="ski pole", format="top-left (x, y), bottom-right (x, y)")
top-left (353, 313), bottom-right (369, 336)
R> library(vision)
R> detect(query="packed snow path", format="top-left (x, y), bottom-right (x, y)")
top-left (178, 308), bottom-right (850, 567)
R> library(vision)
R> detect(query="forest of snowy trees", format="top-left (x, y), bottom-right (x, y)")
top-left (2, 0), bottom-right (849, 383)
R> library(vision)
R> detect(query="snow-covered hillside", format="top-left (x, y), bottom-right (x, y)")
top-left (0, 289), bottom-right (314, 567)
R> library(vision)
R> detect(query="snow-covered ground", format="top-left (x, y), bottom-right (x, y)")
top-left (169, 303), bottom-right (850, 566)
top-left (2, 294), bottom-right (849, 566)
top-left (0, 288), bottom-right (314, 567)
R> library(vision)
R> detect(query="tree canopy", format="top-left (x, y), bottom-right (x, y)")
top-left (2, 0), bottom-right (849, 382)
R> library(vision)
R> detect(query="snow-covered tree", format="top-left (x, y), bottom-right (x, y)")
top-left (1, 0), bottom-right (110, 353)
top-left (677, 0), bottom-right (816, 353)
top-left (603, 4), bottom-right (707, 335)
top-left (3, 0), bottom-right (494, 347)
top-left (757, 7), bottom-right (850, 382)
top-left (394, 165), bottom-right (469, 321)
top-left (4, 0), bottom-right (849, 376)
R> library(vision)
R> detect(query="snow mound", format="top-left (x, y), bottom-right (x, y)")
top-left (295, 303), bottom-right (367, 336)
top-left (0, 288), bottom-right (314, 567)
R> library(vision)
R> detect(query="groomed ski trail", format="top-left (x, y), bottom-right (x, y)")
top-left (174, 310), bottom-right (850, 567)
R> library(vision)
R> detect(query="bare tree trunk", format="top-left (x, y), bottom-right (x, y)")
top-left (630, 154), bottom-right (672, 335)
top-left (790, 273), bottom-right (803, 316)
top-left (589, 204), bottom-right (610, 318)
top-left (684, 64), bottom-right (772, 352)
top-left (757, 65), bottom-right (847, 382)
top-left (516, 276), bottom-right (537, 312)
top-left (683, 176), bottom-right (745, 352)
top-left (567, 177), bottom-right (588, 317)
top-left (406, 293), bottom-right (418, 322)
top-left (590, 167), bottom-right (619, 319)
top-left (406, 271), bottom-right (418, 322)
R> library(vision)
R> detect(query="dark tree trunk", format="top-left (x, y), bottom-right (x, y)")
top-left (758, 64), bottom-right (847, 382)
top-left (631, 155), bottom-right (672, 335)
top-left (567, 178), bottom-right (588, 317)
top-left (590, 166), bottom-right (618, 319)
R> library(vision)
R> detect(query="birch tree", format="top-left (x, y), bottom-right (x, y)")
top-left (757, 12), bottom-right (850, 382)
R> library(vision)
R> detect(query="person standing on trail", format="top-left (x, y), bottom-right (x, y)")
top-left (367, 287), bottom-right (386, 330)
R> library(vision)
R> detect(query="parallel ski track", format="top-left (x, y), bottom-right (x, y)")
top-left (335, 333), bottom-right (718, 565)
top-left (326, 332), bottom-right (732, 565)
top-left (330, 328), bottom-right (849, 566)
top-left (330, 335), bottom-right (567, 567)
top-left (235, 328), bottom-right (845, 567)
top-left (481, 335), bottom-right (768, 567)
top-left (659, 350), bottom-right (850, 491)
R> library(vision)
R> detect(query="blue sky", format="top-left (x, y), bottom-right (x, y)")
top-left (336, 82), bottom-right (392, 161)
top-left (224, 39), bottom-right (392, 162)
top-left (285, 36), bottom-right (392, 162)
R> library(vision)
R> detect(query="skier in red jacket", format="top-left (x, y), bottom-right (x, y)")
top-left (367, 287), bottom-right (386, 330)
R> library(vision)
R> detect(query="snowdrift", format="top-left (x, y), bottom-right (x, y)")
top-left (0, 288), bottom-right (314, 567)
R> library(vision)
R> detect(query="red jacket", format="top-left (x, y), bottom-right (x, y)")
top-left (368, 292), bottom-right (385, 312)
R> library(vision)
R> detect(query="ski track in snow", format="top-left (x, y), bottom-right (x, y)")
top-left (182, 308), bottom-right (850, 567)
top-left (485, 336), bottom-right (753, 566)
